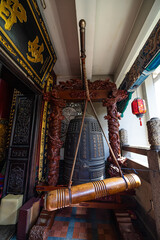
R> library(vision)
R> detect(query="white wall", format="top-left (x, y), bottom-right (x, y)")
top-left (143, 74), bottom-right (159, 121)
top-left (120, 85), bottom-right (149, 146)
top-left (119, 85), bottom-right (149, 166)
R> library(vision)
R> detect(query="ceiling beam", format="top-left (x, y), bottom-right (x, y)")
top-left (115, 0), bottom-right (160, 88)
top-left (37, 0), bottom-right (81, 77)
top-left (75, 0), bottom-right (97, 80)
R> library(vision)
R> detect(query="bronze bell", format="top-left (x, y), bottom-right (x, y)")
top-left (64, 114), bottom-right (106, 185)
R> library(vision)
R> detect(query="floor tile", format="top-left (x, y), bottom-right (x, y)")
top-left (48, 207), bottom-right (118, 240)
top-left (50, 221), bottom-right (69, 238)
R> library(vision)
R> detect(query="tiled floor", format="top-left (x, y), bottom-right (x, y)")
top-left (48, 207), bottom-right (118, 240)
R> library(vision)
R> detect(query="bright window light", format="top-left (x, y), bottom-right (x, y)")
top-left (153, 65), bottom-right (160, 79)
top-left (154, 79), bottom-right (160, 118)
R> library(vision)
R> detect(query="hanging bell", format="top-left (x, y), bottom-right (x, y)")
top-left (64, 114), bottom-right (106, 185)
top-left (131, 98), bottom-right (146, 126)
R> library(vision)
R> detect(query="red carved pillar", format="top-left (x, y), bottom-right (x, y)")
top-left (44, 89), bottom-right (65, 186)
top-left (103, 90), bottom-right (127, 176)
top-left (104, 98), bottom-right (121, 162)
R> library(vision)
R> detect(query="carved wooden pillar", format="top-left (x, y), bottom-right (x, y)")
top-left (103, 90), bottom-right (127, 175)
top-left (44, 89), bottom-right (65, 186)
top-left (103, 97), bottom-right (121, 162)
top-left (119, 128), bottom-right (128, 147)
top-left (147, 118), bottom-right (160, 239)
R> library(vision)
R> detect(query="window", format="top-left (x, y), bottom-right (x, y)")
top-left (153, 66), bottom-right (160, 118)
top-left (154, 80), bottom-right (160, 118)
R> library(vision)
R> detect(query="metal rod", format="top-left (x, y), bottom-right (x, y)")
top-left (89, 99), bottom-right (123, 177)
top-left (68, 20), bottom-right (88, 189)
top-left (68, 99), bottom-right (88, 189)
top-left (79, 19), bottom-right (86, 58)
top-left (78, 19), bottom-right (123, 177)
top-left (79, 19), bottom-right (86, 89)
top-left (82, 58), bottom-right (90, 100)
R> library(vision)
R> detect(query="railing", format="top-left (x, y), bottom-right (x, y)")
top-left (122, 145), bottom-right (149, 156)
top-left (122, 145), bottom-right (150, 183)
top-left (120, 118), bottom-right (160, 238)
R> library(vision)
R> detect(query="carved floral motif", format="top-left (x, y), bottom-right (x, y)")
top-left (120, 19), bottom-right (160, 90)
top-left (29, 226), bottom-right (48, 240)
top-left (70, 90), bottom-right (97, 99)
top-left (56, 78), bottom-right (116, 91)
top-left (7, 164), bottom-right (25, 193)
top-left (56, 79), bottom-right (82, 90)
top-left (13, 98), bottom-right (33, 145)
top-left (29, 209), bottom-right (55, 240)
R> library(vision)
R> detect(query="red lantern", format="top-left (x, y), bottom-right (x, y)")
top-left (131, 98), bottom-right (146, 126)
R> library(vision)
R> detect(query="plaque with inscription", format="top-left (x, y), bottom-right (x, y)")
top-left (0, 0), bottom-right (57, 88)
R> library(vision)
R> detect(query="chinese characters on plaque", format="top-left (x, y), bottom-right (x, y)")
top-left (0, 0), bottom-right (27, 31)
top-left (27, 36), bottom-right (44, 64)
top-left (0, 0), bottom-right (56, 89)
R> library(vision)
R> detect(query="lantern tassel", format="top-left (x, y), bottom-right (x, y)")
top-left (139, 118), bottom-right (142, 126)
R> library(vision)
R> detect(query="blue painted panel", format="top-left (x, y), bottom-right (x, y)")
top-left (146, 50), bottom-right (160, 72)
top-left (129, 51), bottom-right (160, 92)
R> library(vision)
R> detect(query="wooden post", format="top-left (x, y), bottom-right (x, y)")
top-left (103, 97), bottom-right (121, 161)
top-left (147, 117), bottom-right (160, 239)
top-left (119, 129), bottom-right (128, 147)
top-left (44, 89), bottom-right (66, 186)
top-left (103, 90), bottom-right (127, 176)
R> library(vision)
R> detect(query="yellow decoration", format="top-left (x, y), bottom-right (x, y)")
top-left (0, 35), bottom-right (16, 56)
top-left (40, 18), bottom-right (50, 43)
top-left (39, 74), bottom-right (53, 182)
top-left (6, 88), bottom-right (21, 147)
top-left (27, 36), bottom-right (44, 64)
top-left (0, 0), bottom-right (27, 31)
top-left (32, 0), bottom-right (40, 16)
top-left (17, 58), bottom-right (34, 78)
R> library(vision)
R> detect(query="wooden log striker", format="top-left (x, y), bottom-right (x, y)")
top-left (45, 173), bottom-right (141, 211)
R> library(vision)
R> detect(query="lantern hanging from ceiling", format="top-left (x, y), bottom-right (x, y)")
top-left (131, 98), bottom-right (146, 126)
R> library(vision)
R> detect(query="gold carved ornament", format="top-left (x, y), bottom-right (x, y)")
top-left (39, 74), bottom-right (53, 182)
top-left (27, 36), bottom-right (44, 64)
top-left (0, 0), bottom-right (27, 31)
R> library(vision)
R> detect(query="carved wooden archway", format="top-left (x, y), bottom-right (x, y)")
top-left (44, 78), bottom-right (127, 186)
